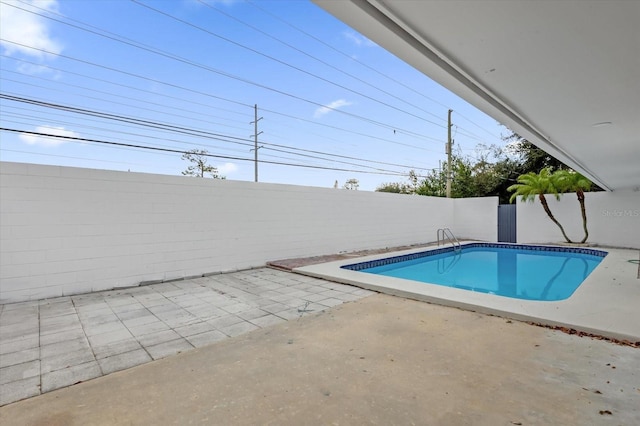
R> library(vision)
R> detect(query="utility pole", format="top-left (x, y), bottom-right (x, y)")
top-left (446, 109), bottom-right (453, 198)
top-left (438, 160), bottom-right (442, 196)
top-left (250, 104), bottom-right (263, 182)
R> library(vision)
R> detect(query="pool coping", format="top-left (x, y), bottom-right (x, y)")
top-left (295, 242), bottom-right (640, 343)
top-left (341, 242), bottom-right (606, 273)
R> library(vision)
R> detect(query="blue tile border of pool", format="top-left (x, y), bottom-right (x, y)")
top-left (341, 243), bottom-right (608, 272)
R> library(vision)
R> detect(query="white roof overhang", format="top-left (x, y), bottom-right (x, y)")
top-left (313, 0), bottom-right (640, 191)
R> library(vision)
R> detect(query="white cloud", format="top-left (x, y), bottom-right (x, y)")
top-left (314, 99), bottom-right (352, 119)
top-left (216, 162), bottom-right (238, 175)
top-left (343, 31), bottom-right (376, 47)
top-left (19, 125), bottom-right (79, 147)
top-left (0, 0), bottom-right (63, 60)
top-left (16, 61), bottom-right (60, 77)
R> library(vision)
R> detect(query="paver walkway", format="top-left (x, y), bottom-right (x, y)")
top-left (0, 268), bottom-right (373, 406)
top-left (267, 242), bottom-right (437, 270)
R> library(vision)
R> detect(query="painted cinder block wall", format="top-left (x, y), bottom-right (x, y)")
top-left (515, 190), bottom-right (640, 249)
top-left (0, 162), bottom-right (497, 302)
top-left (453, 196), bottom-right (499, 242)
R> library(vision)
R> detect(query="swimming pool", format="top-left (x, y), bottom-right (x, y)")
top-left (295, 244), bottom-right (640, 341)
top-left (342, 243), bottom-right (607, 301)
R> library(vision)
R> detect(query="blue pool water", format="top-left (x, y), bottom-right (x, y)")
top-left (343, 244), bottom-right (607, 301)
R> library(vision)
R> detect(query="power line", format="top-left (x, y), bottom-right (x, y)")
top-left (131, 0), bottom-right (447, 130)
top-left (2, 103), bottom-right (432, 170)
top-left (1, 55), bottom-right (442, 153)
top-left (0, 112), bottom-right (253, 157)
top-left (0, 39), bottom-right (256, 109)
top-left (1, 74), bottom-right (253, 135)
top-left (0, 40), bottom-right (441, 150)
top-left (245, 0), bottom-right (451, 111)
top-left (0, 115), bottom-right (433, 175)
top-left (0, 148), bottom-right (148, 167)
top-left (258, 107), bottom-right (443, 150)
top-left (197, 0), bottom-right (452, 127)
top-left (454, 113), bottom-right (503, 140)
top-left (4, 71), bottom-right (448, 161)
top-left (260, 145), bottom-right (403, 174)
top-left (0, 93), bottom-right (257, 144)
top-left (1, 96), bottom-right (431, 173)
top-left (1, 55), bottom-right (252, 123)
top-left (258, 139), bottom-right (430, 170)
top-left (19, 0), bottom-right (479, 142)
top-left (0, 2), bottom-right (513, 182)
top-left (2, 2), bottom-right (486, 173)
top-left (5, 0), bottom-right (500, 146)
top-left (0, 128), bottom-right (412, 177)
top-left (245, 0), bottom-right (501, 142)
top-left (0, 5), bottom-right (442, 142)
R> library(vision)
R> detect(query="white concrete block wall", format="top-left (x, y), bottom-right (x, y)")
top-left (1, 162), bottom-right (474, 303)
top-left (453, 196), bottom-right (499, 241)
top-left (5, 162), bottom-right (635, 303)
top-left (515, 190), bottom-right (640, 249)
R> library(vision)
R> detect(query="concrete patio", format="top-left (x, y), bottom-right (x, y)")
top-left (1, 291), bottom-right (638, 425)
top-left (0, 268), bottom-right (373, 407)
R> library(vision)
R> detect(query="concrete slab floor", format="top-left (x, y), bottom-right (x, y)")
top-left (0, 294), bottom-right (638, 425)
top-left (0, 268), bottom-right (372, 407)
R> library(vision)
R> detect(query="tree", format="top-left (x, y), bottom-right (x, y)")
top-left (343, 178), bottom-right (359, 190)
top-left (373, 133), bottom-right (598, 203)
top-left (376, 170), bottom-right (419, 194)
top-left (414, 156), bottom-right (476, 198)
top-left (503, 132), bottom-right (568, 172)
top-left (449, 156), bottom-right (476, 198)
top-left (486, 155), bottom-right (524, 203)
top-left (468, 145), bottom-right (524, 203)
top-left (376, 182), bottom-right (413, 194)
top-left (508, 168), bottom-right (573, 243)
top-left (181, 149), bottom-right (225, 179)
top-left (554, 170), bottom-right (592, 243)
top-left (414, 168), bottom-right (445, 197)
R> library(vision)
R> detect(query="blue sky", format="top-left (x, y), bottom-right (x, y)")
top-left (0, 0), bottom-right (509, 191)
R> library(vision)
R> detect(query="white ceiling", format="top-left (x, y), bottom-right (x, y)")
top-left (314, 0), bottom-right (640, 191)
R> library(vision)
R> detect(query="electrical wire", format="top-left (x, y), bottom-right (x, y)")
top-left (1, 94), bottom-right (435, 171)
top-left (4, 71), bottom-right (443, 162)
top-left (1, 74), bottom-right (254, 135)
top-left (245, 0), bottom-right (451, 111)
top-left (0, 148), bottom-right (147, 167)
top-left (1, 55), bottom-right (443, 153)
top-left (2, 2), bottom-right (485, 175)
top-left (245, 0), bottom-right (501, 142)
top-left (5, 0), bottom-right (500, 146)
top-left (1, 55), bottom-right (252, 122)
top-left (197, 0), bottom-right (451, 127)
top-left (1, 3), bottom-right (444, 142)
top-left (0, 40), bottom-right (442, 150)
top-left (30, 0), bottom-right (487, 144)
top-left (131, 0), bottom-right (447, 130)
top-left (0, 113), bottom-right (253, 158)
top-left (1, 93), bottom-right (257, 145)
top-left (0, 128), bottom-right (412, 177)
